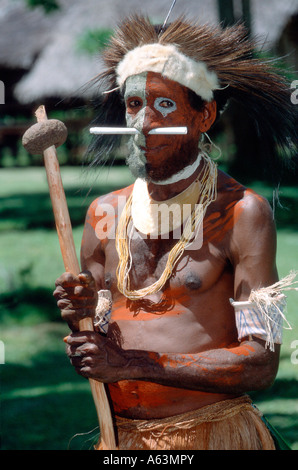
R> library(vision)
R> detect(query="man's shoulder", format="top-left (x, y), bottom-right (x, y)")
top-left (218, 170), bottom-right (273, 223)
top-left (87, 183), bottom-right (134, 215)
top-left (219, 174), bottom-right (276, 258)
top-left (239, 188), bottom-right (273, 221)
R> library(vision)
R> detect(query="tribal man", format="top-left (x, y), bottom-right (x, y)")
top-left (53, 16), bottom-right (297, 450)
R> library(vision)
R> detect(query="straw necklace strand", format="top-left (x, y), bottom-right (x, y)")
top-left (115, 153), bottom-right (218, 300)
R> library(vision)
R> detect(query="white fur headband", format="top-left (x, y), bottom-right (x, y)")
top-left (116, 43), bottom-right (219, 102)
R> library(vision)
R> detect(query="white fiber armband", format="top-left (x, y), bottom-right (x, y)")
top-left (230, 272), bottom-right (298, 351)
top-left (94, 290), bottom-right (112, 334)
top-left (230, 296), bottom-right (285, 351)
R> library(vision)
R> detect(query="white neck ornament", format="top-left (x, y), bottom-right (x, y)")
top-left (116, 153), bottom-right (218, 300)
top-left (151, 153), bottom-right (202, 185)
top-left (131, 175), bottom-right (201, 236)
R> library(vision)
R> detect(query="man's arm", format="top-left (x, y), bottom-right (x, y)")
top-left (80, 196), bottom-right (107, 289)
top-left (147, 191), bottom-right (280, 393)
top-left (66, 331), bottom-right (279, 393)
top-left (53, 197), bottom-right (107, 332)
top-left (230, 189), bottom-right (279, 301)
top-left (66, 190), bottom-right (280, 393)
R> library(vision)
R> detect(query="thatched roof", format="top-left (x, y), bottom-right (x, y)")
top-left (11, 0), bottom-right (219, 104)
top-left (251, 0), bottom-right (298, 47)
top-left (0, 0), bottom-right (62, 70)
top-left (1, 0), bottom-right (296, 104)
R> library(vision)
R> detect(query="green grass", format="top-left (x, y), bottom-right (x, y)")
top-left (251, 233), bottom-right (298, 449)
top-left (1, 322), bottom-right (100, 450)
top-left (0, 166), bottom-right (297, 449)
top-left (0, 165), bottom-right (134, 450)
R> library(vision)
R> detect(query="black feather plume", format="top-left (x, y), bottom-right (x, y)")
top-left (85, 15), bottom-right (297, 175)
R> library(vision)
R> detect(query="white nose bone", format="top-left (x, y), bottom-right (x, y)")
top-left (148, 127), bottom-right (187, 135)
top-left (90, 127), bottom-right (139, 135)
top-left (90, 127), bottom-right (187, 135)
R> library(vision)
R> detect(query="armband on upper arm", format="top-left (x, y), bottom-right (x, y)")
top-left (230, 272), bottom-right (297, 351)
top-left (230, 295), bottom-right (286, 351)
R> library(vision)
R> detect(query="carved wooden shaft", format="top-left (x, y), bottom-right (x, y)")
top-left (35, 105), bottom-right (117, 450)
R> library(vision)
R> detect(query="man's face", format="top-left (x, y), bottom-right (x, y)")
top-left (124, 72), bottom-right (206, 182)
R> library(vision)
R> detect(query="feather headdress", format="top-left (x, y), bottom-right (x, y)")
top-left (87, 15), bottom-right (297, 169)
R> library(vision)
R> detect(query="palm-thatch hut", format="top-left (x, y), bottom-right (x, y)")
top-left (11, 0), bottom-right (298, 107)
top-left (0, 0), bottom-right (297, 172)
top-left (12, 0), bottom-right (218, 105)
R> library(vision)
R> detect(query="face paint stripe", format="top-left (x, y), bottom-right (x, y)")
top-left (124, 73), bottom-right (148, 130)
top-left (154, 97), bottom-right (177, 117)
top-left (124, 71), bottom-right (206, 181)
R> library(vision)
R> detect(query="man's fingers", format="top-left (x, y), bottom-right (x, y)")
top-left (68, 344), bottom-right (99, 358)
top-left (58, 305), bottom-right (96, 317)
top-left (78, 271), bottom-right (96, 288)
top-left (55, 271), bottom-right (96, 289)
top-left (55, 272), bottom-right (78, 287)
top-left (54, 271), bottom-right (98, 334)
top-left (73, 284), bottom-right (96, 298)
top-left (54, 273), bottom-right (97, 302)
top-left (65, 331), bottom-right (98, 345)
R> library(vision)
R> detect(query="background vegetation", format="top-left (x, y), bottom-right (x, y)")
top-left (0, 163), bottom-right (297, 450)
top-left (0, 0), bottom-right (297, 452)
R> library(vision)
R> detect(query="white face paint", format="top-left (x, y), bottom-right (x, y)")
top-left (124, 73), bottom-right (147, 178)
top-left (154, 97), bottom-right (177, 117)
top-left (124, 73), bottom-right (147, 129)
top-left (124, 73), bottom-right (180, 180)
top-left (124, 72), bottom-right (201, 183)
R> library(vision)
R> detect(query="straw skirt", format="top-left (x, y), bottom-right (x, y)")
top-left (105, 395), bottom-right (275, 450)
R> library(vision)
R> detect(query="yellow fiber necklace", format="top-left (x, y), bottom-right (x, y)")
top-left (115, 154), bottom-right (218, 300)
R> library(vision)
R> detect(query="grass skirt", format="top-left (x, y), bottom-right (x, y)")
top-left (110, 395), bottom-right (275, 450)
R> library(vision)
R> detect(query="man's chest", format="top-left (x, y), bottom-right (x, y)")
top-left (103, 233), bottom-right (228, 297)
top-left (101, 228), bottom-right (236, 352)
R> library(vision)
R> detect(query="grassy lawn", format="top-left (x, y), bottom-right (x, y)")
top-left (0, 166), bottom-right (297, 450)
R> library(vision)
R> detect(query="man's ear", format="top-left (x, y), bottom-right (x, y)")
top-left (197, 100), bottom-right (217, 132)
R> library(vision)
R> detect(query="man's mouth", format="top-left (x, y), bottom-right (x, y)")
top-left (140, 144), bottom-right (168, 153)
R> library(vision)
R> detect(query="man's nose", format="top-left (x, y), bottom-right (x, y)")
top-left (130, 105), bottom-right (160, 145)
top-left (141, 106), bottom-right (160, 137)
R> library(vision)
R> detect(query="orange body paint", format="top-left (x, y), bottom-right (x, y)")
top-left (76, 71), bottom-right (278, 421)
top-left (111, 285), bottom-right (191, 322)
top-left (225, 343), bottom-right (255, 357)
top-left (203, 179), bottom-right (246, 244)
top-left (108, 380), bottom-right (233, 417)
top-left (85, 185), bottom-right (133, 244)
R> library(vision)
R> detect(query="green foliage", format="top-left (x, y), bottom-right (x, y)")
top-left (0, 108), bottom-right (94, 169)
top-left (0, 166), bottom-right (297, 449)
top-left (25, 0), bottom-right (60, 13)
top-left (1, 322), bottom-right (99, 450)
top-left (76, 28), bottom-right (113, 55)
top-left (254, 49), bottom-right (297, 82)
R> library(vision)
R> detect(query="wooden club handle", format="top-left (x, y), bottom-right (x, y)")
top-left (36, 105), bottom-right (117, 450)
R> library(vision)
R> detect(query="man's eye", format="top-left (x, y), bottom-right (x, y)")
top-left (154, 97), bottom-right (177, 116)
top-left (159, 100), bottom-right (174, 108)
top-left (128, 99), bottom-right (142, 108)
